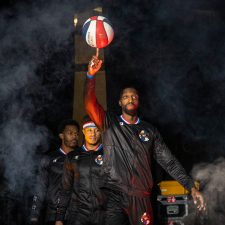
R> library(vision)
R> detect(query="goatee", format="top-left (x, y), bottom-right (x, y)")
top-left (123, 107), bottom-right (137, 116)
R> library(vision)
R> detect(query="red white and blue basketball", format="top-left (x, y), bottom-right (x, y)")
top-left (82, 16), bottom-right (114, 48)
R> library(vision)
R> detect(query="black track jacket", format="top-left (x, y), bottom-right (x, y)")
top-left (102, 113), bottom-right (195, 195)
top-left (56, 145), bottom-right (104, 221)
top-left (30, 149), bottom-right (70, 222)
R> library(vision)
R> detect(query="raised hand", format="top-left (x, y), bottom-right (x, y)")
top-left (88, 55), bottom-right (103, 76)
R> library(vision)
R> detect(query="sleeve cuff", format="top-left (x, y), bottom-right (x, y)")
top-left (87, 73), bottom-right (95, 79)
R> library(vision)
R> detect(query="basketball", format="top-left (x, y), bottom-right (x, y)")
top-left (82, 16), bottom-right (114, 48)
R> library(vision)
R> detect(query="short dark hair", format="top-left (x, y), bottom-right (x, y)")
top-left (81, 115), bottom-right (93, 127)
top-left (57, 119), bottom-right (80, 134)
top-left (119, 86), bottom-right (139, 98)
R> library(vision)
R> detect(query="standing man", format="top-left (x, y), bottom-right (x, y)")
top-left (30, 119), bottom-right (80, 225)
top-left (84, 56), bottom-right (205, 225)
top-left (55, 116), bottom-right (104, 225)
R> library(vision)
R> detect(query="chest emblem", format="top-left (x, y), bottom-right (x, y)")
top-left (95, 155), bottom-right (103, 165)
top-left (141, 212), bottom-right (151, 224)
top-left (52, 156), bottom-right (61, 163)
top-left (139, 130), bottom-right (150, 142)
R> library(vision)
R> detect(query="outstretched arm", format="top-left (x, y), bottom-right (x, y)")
top-left (153, 129), bottom-right (206, 211)
top-left (84, 56), bottom-right (106, 130)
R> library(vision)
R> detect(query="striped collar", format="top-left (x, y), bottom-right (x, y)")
top-left (82, 144), bottom-right (103, 152)
top-left (59, 148), bottom-right (67, 155)
top-left (119, 115), bottom-right (140, 124)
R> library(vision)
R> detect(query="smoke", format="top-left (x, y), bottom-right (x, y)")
top-left (0, 0), bottom-right (83, 195)
top-left (0, 120), bottom-right (48, 192)
top-left (191, 157), bottom-right (225, 224)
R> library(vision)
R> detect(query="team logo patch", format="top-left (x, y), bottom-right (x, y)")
top-left (139, 130), bottom-right (149, 142)
top-left (53, 157), bottom-right (60, 163)
top-left (95, 155), bottom-right (103, 165)
top-left (141, 212), bottom-right (151, 225)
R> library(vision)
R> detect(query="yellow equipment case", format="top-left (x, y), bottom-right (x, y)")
top-left (158, 180), bottom-right (199, 196)
top-left (157, 180), bottom-right (203, 225)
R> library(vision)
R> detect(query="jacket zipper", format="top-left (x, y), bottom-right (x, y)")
top-left (90, 151), bottom-right (94, 217)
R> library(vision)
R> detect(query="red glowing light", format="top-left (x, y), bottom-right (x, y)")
top-left (167, 196), bottom-right (176, 203)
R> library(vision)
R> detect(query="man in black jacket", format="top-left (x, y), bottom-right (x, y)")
top-left (30, 119), bottom-right (80, 225)
top-left (84, 56), bottom-right (205, 225)
top-left (55, 116), bottom-right (104, 225)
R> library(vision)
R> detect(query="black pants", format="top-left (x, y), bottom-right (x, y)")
top-left (67, 209), bottom-right (104, 225)
top-left (103, 189), bottom-right (153, 225)
top-left (45, 222), bottom-right (56, 225)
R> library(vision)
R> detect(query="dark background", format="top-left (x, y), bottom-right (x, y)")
top-left (0, 0), bottom-right (225, 224)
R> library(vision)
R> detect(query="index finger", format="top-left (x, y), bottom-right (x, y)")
top-left (96, 48), bottom-right (99, 58)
